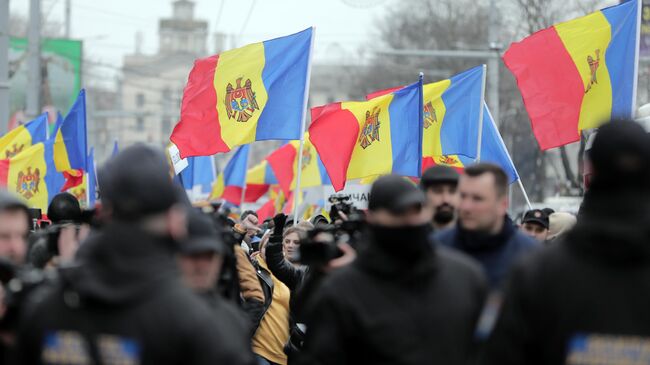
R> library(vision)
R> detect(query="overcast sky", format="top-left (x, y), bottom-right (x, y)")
top-left (10, 0), bottom-right (394, 70)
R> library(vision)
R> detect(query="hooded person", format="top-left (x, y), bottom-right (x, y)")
top-left (16, 144), bottom-right (255, 365)
top-left (482, 120), bottom-right (650, 365)
top-left (297, 175), bottom-right (488, 365)
top-left (546, 212), bottom-right (577, 242)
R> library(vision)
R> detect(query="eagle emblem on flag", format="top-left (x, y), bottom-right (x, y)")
top-left (423, 102), bottom-right (438, 129)
top-left (358, 107), bottom-right (381, 149)
top-left (5, 144), bottom-right (25, 159)
top-left (225, 77), bottom-right (260, 122)
top-left (301, 145), bottom-right (312, 170)
top-left (16, 167), bottom-right (40, 199)
top-left (585, 49), bottom-right (600, 94)
top-left (436, 155), bottom-right (460, 165)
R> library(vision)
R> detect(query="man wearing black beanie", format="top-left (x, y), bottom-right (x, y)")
top-left (17, 144), bottom-right (254, 365)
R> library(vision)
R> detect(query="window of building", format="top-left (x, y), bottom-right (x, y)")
top-left (136, 117), bottom-right (145, 132)
top-left (136, 93), bottom-right (145, 108)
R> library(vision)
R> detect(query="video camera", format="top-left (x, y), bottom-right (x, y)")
top-left (299, 210), bottom-right (365, 267)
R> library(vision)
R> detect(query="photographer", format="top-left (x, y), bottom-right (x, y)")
top-left (28, 193), bottom-right (90, 269)
top-left (297, 175), bottom-right (488, 365)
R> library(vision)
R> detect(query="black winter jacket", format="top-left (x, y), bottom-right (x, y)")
top-left (16, 222), bottom-right (255, 365)
top-left (482, 194), bottom-right (650, 365)
top-left (297, 239), bottom-right (488, 365)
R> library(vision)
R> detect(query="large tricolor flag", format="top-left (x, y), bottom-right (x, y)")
top-left (170, 28), bottom-right (314, 158)
top-left (210, 145), bottom-right (250, 205)
top-left (0, 140), bottom-right (65, 212)
top-left (53, 89), bottom-right (88, 171)
top-left (503, 0), bottom-right (640, 150)
top-left (368, 66), bottom-right (485, 160)
top-left (428, 103), bottom-right (519, 184)
top-left (0, 113), bottom-right (48, 159)
top-left (310, 79), bottom-right (423, 191)
top-left (266, 135), bottom-right (331, 196)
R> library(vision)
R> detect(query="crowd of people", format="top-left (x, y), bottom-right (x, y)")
top-left (0, 119), bottom-right (648, 365)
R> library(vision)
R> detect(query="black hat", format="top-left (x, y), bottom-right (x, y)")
top-left (179, 209), bottom-right (225, 255)
top-left (420, 165), bottom-right (459, 190)
top-left (48, 192), bottom-right (81, 223)
top-left (589, 120), bottom-right (650, 192)
top-left (522, 209), bottom-right (550, 229)
top-left (98, 144), bottom-right (181, 220)
top-left (369, 175), bottom-right (426, 214)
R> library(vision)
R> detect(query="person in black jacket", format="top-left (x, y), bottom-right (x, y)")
top-left (297, 175), bottom-right (488, 365)
top-left (435, 163), bottom-right (538, 289)
top-left (16, 145), bottom-right (254, 365)
top-left (482, 120), bottom-right (650, 365)
top-left (177, 209), bottom-right (249, 340)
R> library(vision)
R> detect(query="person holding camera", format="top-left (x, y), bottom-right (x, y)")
top-left (297, 175), bottom-right (488, 365)
top-left (15, 145), bottom-right (254, 365)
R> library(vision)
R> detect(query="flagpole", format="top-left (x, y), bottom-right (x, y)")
top-left (632, 0), bottom-right (642, 118)
top-left (292, 27), bottom-right (316, 223)
top-left (475, 64), bottom-right (488, 162)
top-left (517, 178), bottom-right (533, 210)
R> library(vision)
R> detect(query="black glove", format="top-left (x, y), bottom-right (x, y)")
top-left (270, 213), bottom-right (287, 243)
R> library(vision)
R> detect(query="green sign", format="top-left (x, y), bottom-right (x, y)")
top-left (9, 37), bottom-right (82, 122)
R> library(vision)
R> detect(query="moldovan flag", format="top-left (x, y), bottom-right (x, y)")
top-left (53, 89), bottom-right (88, 171)
top-left (0, 140), bottom-right (65, 212)
top-left (367, 66), bottom-right (485, 160)
top-left (0, 113), bottom-right (48, 159)
top-left (310, 79), bottom-right (423, 191)
top-left (244, 160), bottom-right (278, 203)
top-left (426, 103), bottom-right (519, 184)
top-left (503, 0), bottom-right (640, 150)
top-left (87, 148), bottom-right (97, 208)
top-left (170, 28), bottom-right (314, 158)
top-left (266, 134), bottom-right (331, 195)
top-left (179, 155), bottom-right (216, 195)
top-left (210, 145), bottom-right (249, 205)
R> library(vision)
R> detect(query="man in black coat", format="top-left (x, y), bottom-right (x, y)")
top-left (298, 175), bottom-right (488, 365)
top-left (16, 145), bottom-right (254, 365)
top-left (482, 121), bottom-right (650, 365)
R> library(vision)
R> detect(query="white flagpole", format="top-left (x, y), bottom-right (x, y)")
top-left (517, 179), bottom-right (533, 210)
top-left (631, 0), bottom-right (642, 118)
top-left (475, 64), bottom-right (488, 162)
top-left (292, 27), bottom-right (316, 223)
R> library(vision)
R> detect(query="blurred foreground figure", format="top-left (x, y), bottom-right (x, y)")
top-left (482, 121), bottom-right (650, 365)
top-left (298, 175), bottom-right (487, 365)
top-left (177, 209), bottom-right (249, 342)
top-left (16, 145), bottom-right (254, 365)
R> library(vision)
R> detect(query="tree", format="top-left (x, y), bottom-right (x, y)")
top-left (356, 0), bottom-right (607, 206)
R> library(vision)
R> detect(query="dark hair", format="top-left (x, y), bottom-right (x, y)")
top-left (240, 210), bottom-right (258, 222)
top-left (464, 163), bottom-right (508, 197)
